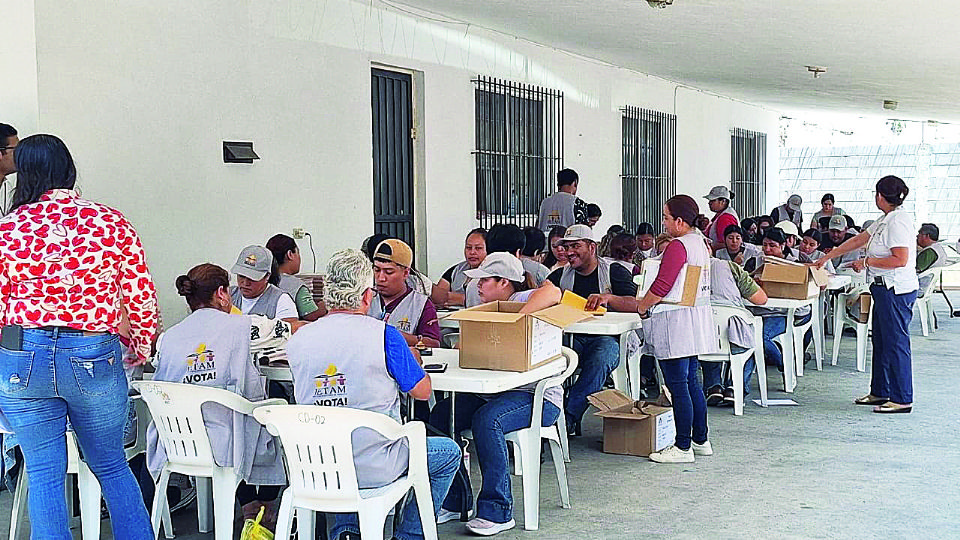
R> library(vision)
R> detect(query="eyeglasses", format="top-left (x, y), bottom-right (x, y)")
top-left (0, 146), bottom-right (14, 154)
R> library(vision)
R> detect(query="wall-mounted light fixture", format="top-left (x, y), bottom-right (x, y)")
top-left (223, 141), bottom-right (260, 164)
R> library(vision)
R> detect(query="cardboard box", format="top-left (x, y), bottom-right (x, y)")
top-left (759, 256), bottom-right (830, 299)
top-left (635, 259), bottom-right (702, 306)
top-left (446, 301), bottom-right (592, 372)
top-left (587, 389), bottom-right (676, 457)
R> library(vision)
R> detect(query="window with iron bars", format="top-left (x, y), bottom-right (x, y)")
top-left (473, 76), bottom-right (563, 229)
top-left (731, 128), bottom-right (767, 219)
top-left (621, 106), bottom-right (677, 233)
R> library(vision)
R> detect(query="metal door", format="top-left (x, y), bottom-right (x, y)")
top-left (371, 68), bottom-right (415, 249)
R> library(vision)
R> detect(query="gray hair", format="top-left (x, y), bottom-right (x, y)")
top-left (323, 249), bottom-right (373, 311)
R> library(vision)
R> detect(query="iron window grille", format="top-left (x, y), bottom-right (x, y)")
top-left (473, 76), bottom-right (563, 228)
top-left (731, 127), bottom-right (767, 218)
top-left (621, 106), bottom-right (677, 232)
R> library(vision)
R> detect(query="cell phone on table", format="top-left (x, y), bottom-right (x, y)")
top-left (423, 362), bottom-right (447, 373)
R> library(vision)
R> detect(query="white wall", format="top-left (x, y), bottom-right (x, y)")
top-left (28, 0), bottom-right (780, 325)
top-left (0, 0), bottom-right (40, 203)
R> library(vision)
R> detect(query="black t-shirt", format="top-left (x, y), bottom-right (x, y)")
top-left (546, 263), bottom-right (637, 301)
top-left (441, 264), bottom-right (457, 283)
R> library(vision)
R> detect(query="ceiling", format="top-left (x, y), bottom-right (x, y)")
top-left (390, 0), bottom-right (960, 121)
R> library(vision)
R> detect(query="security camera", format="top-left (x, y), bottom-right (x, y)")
top-left (647, 0), bottom-right (674, 8)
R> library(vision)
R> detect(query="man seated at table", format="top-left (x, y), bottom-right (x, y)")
top-left (702, 258), bottom-right (768, 406)
top-left (368, 239), bottom-right (442, 349)
top-left (287, 249), bottom-right (461, 540)
top-left (430, 253), bottom-right (562, 535)
top-left (229, 245), bottom-right (299, 321)
top-left (486, 223), bottom-right (551, 287)
top-left (823, 215), bottom-right (863, 266)
top-left (545, 224), bottom-right (638, 434)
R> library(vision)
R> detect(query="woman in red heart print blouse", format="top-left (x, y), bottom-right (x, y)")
top-left (0, 134), bottom-right (156, 538)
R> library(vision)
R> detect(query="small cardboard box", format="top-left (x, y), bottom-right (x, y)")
top-left (446, 301), bottom-right (592, 372)
top-left (759, 256), bottom-right (830, 299)
top-left (856, 293), bottom-right (872, 323)
top-left (587, 389), bottom-right (676, 457)
top-left (635, 259), bottom-right (702, 306)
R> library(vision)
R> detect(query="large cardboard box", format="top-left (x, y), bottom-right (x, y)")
top-left (446, 301), bottom-right (592, 372)
top-left (635, 259), bottom-right (702, 306)
top-left (587, 389), bottom-right (676, 457)
top-left (759, 256), bottom-right (830, 299)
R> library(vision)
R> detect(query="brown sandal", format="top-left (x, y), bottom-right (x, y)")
top-left (873, 401), bottom-right (912, 414)
top-left (854, 394), bottom-right (888, 405)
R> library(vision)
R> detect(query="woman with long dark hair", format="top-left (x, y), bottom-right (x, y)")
top-left (816, 176), bottom-right (918, 413)
top-left (0, 134), bottom-right (157, 537)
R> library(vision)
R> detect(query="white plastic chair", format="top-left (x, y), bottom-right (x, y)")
top-left (131, 380), bottom-right (285, 540)
top-left (9, 395), bottom-right (156, 540)
top-left (831, 290), bottom-right (871, 372)
top-left (699, 305), bottom-right (767, 416)
top-left (252, 405), bottom-right (438, 540)
top-left (502, 347), bottom-right (576, 530)
top-left (916, 268), bottom-right (942, 336)
top-left (9, 433), bottom-right (100, 540)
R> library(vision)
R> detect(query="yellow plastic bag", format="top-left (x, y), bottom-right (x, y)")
top-left (240, 506), bottom-right (274, 540)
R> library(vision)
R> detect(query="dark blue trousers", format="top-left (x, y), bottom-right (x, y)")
top-left (869, 283), bottom-right (917, 404)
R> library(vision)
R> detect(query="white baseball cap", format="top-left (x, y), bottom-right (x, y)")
top-left (561, 224), bottom-right (596, 243)
top-left (464, 252), bottom-right (525, 282)
top-left (774, 220), bottom-right (799, 238)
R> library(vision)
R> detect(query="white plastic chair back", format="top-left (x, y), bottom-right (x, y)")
top-left (134, 381), bottom-right (220, 473)
top-left (700, 305), bottom-right (767, 414)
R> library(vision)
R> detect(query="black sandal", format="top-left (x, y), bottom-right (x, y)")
top-left (854, 394), bottom-right (888, 405)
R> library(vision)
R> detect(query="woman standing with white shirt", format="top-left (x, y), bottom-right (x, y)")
top-left (816, 176), bottom-right (918, 413)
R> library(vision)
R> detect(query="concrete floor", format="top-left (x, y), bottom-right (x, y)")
top-left (2, 298), bottom-right (958, 539)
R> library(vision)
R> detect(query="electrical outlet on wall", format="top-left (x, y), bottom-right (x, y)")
top-left (292, 228), bottom-right (305, 239)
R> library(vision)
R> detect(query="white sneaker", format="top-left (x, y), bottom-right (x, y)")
top-left (648, 445), bottom-right (695, 463)
top-left (438, 507), bottom-right (473, 525)
top-left (692, 440), bottom-right (714, 456)
top-left (465, 517), bottom-right (516, 536)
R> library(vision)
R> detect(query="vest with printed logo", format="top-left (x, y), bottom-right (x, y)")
top-left (367, 288), bottom-right (429, 335)
top-left (148, 308), bottom-right (284, 485)
top-left (288, 313), bottom-right (409, 488)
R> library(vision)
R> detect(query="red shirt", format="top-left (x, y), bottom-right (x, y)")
top-left (708, 212), bottom-right (739, 244)
top-left (0, 189), bottom-right (159, 361)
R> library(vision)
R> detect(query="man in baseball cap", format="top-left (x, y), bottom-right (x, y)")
top-left (368, 239), bottom-right (440, 348)
top-left (771, 193), bottom-right (804, 229)
top-left (545, 223), bottom-right (638, 435)
top-left (229, 245), bottom-right (299, 320)
top-left (703, 185), bottom-right (739, 250)
top-left (824, 214), bottom-right (862, 264)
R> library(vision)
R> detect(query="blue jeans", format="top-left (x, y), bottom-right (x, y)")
top-left (330, 436), bottom-right (460, 540)
top-left (760, 313), bottom-right (813, 371)
top-left (869, 284), bottom-right (917, 404)
top-left (701, 346), bottom-right (758, 395)
top-left (0, 329), bottom-right (152, 540)
top-left (432, 392), bottom-right (561, 523)
top-left (659, 356), bottom-right (707, 450)
top-left (566, 335), bottom-right (619, 426)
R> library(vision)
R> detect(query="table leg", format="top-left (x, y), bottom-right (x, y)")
top-left (447, 390), bottom-right (473, 522)
top-left (812, 298), bottom-right (824, 371)
top-left (614, 332), bottom-right (630, 399)
top-left (783, 308), bottom-right (797, 393)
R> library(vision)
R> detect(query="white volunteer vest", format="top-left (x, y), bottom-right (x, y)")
top-left (706, 206), bottom-right (739, 245)
top-left (147, 308), bottom-right (285, 485)
top-left (559, 257), bottom-right (613, 294)
top-left (644, 232), bottom-right (718, 360)
top-left (367, 288), bottom-right (429, 335)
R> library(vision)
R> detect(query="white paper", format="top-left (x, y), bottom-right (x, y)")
top-left (530, 318), bottom-right (562, 366)
top-left (654, 410), bottom-right (676, 451)
top-left (639, 259), bottom-right (688, 304)
top-left (753, 398), bottom-right (799, 406)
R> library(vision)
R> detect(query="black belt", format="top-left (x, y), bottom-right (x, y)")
top-left (873, 277), bottom-right (886, 286)
top-left (37, 326), bottom-right (86, 334)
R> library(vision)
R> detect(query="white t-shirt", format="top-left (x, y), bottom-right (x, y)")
top-left (866, 208), bottom-right (919, 294)
top-left (240, 292), bottom-right (298, 319)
